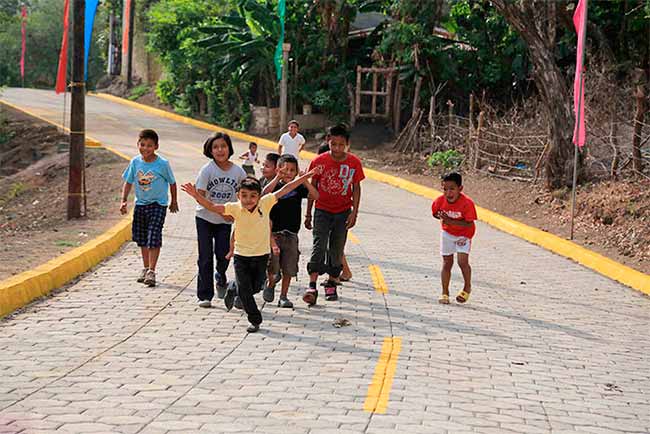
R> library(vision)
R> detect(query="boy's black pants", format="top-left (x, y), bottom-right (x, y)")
top-left (307, 208), bottom-right (350, 278)
top-left (196, 217), bottom-right (231, 301)
top-left (233, 254), bottom-right (268, 326)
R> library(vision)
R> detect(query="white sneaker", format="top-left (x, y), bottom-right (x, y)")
top-left (143, 269), bottom-right (156, 287)
top-left (137, 268), bottom-right (148, 283)
top-left (198, 300), bottom-right (211, 308)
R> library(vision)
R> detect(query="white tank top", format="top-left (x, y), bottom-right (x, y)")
top-left (244, 151), bottom-right (257, 166)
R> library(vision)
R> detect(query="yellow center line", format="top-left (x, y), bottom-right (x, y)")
top-left (364, 337), bottom-right (402, 414)
top-left (368, 264), bottom-right (388, 294)
top-left (347, 231), bottom-right (360, 245)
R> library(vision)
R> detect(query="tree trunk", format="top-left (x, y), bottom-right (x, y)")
top-left (493, 0), bottom-right (576, 189)
top-left (632, 68), bottom-right (647, 173)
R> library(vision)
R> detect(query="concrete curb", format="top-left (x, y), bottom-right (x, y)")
top-left (91, 92), bottom-right (650, 296)
top-left (0, 100), bottom-right (132, 318)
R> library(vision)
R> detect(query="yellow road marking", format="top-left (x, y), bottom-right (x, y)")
top-left (364, 337), bottom-right (402, 414)
top-left (368, 264), bottom-right (388, 294)
top-left (348, 231), bottom-right (360, 244)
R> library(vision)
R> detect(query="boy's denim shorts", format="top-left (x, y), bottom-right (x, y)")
top-left (132, 203), bottom-right (167, 248)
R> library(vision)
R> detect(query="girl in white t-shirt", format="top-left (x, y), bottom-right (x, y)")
top-left (239, 142), bottom-right (259, 176)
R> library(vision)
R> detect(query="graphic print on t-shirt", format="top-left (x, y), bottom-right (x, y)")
top-left (137, 170), bottom-right (155, 191)
top-left (321, 165), bottom-right (355, 196)
top-left (205, 176), bottom-right (238, 202)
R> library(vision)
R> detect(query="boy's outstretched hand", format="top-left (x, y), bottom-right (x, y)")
top-left (181, 183), bottom-right (198, 198)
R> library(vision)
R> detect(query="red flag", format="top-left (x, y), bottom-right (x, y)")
top-left (20, 5), bottom-right (27, 81)
top-left (122, 0), bottom-right (132, 56)
top-left (572, 0), bottom-right (587, 148)
top-left (55, 0), bottom-right (70, 94)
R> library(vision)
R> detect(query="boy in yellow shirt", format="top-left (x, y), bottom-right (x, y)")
top-left (182, 167), bottom-right (319, 333)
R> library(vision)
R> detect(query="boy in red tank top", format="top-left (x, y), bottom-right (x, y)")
top-left (431, 172), bottom-right (477, 304)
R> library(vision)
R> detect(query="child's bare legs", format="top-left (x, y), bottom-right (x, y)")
top-left (140, 247), bottom-right (161, 271)
top-left (457, 253), bottom-right (471, 293)
top-left (441, 255), bottom-right (454, 296)
top-left (340, 254), bottom-right (352, 280)
top-left (280, 274), bottom-right (292, 299)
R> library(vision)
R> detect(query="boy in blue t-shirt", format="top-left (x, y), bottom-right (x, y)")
top-left (120, 129), bottom-right (178, 287)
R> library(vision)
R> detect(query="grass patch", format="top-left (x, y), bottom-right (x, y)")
top-left (55, 240), bottom-right (78, 247)
top-left (0, 182), bottom-right (27, 206)
top-left (128, 84), bottom-right (150, 101)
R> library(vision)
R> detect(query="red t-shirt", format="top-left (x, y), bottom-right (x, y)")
top-left (309, 152), bottom-right (365, 214)
top-left (431, 193), bottom-right (477, 238)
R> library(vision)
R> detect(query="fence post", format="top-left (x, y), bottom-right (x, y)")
top-left (446, 100), bottom-right (454, 144)
top-left (474, 111), bottom-right (484, 169)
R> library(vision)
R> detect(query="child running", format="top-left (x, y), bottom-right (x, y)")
top-left (431, 172), bottom-right (477, 304)
top-left (278, 120), bottom-right (305, 158)
top-left (239, 142), bottom-right (259, 176)
top-left (120, 129), bottom-right (179, 287)
top-left (181, 167), bottom-right (320, 332)
top-left (261, 154), bottom-right (319, 308)
top-left (304, 124), bottom-right (365, 305)
top-left (195, 132), bottom-right (247, 308)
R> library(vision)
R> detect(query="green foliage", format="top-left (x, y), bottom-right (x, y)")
top-left (0, 182), bottom-right (26, 206)
top-left (427, 150), bottom-right (464, 170)
top-left (0, 0), bottom-right (107, 88)
top-left (128, 84), bottom-right (150, 101)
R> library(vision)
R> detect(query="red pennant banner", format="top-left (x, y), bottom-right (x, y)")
top-left (55, 0), bottom-right (70, 94)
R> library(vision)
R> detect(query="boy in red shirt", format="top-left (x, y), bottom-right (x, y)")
top-left (303, 124), bottom-right (365, 305)
top-left (431, 172), bottom-right (477, 304)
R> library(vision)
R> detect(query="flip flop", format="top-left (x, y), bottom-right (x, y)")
top-left (438, 294), bottom-right (450, 304)
top-left (456, 290), bottom-right (471, 304)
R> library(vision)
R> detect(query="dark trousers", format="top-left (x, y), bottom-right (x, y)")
top-left (307, 208), bottom-right (350, 278)
top-left (196, 217), bottom-right (231, 301)
top-left (233, 254), bottom-right (268, 326)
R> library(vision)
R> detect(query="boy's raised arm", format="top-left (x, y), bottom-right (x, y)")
top-left (273, 166), bottom-right (321, 200)
top-left (181, 183), bottom-right (226, 215)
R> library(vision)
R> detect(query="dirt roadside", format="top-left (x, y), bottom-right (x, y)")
top-left (0, 106), bottom-right (126, 280)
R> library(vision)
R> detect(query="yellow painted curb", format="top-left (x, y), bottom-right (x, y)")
top-left (0, 217), bottom-right (131, 318)
top-left (90, 93), bottom-right (650, 296)
top-left (364, 337), bottom-right (402, 414)
top-left (0, 99), bottom-right (102, 148)
top-left (0, 100), bottom-right (133, 318)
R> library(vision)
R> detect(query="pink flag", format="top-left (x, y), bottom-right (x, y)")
top-left (572, 0), bottom-right (587, 148)
top-left (20, 5), bottom-right (26, 80)
top-left (122, 0), bottom-right (132, 56)
top-left (55, 0), bottom-right (70, 94)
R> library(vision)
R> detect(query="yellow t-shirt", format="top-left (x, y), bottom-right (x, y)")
top-left (224, 194), bottom-right (278, 257)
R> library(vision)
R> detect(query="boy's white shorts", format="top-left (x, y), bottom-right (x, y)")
top-left (440, 231), bottom-right (472, 256)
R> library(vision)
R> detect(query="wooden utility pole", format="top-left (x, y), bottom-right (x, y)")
top-left (67, 0), bottom-right (85, 219)
top-left (280, 43), bottom-right (290, 129)
top-left (126, 0), bottom-right (135, 86)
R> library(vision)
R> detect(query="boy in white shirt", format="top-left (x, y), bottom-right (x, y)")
top-left (278, 120), bottom-right (305, 158)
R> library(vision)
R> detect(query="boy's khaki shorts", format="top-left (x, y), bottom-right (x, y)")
top-left (268, 231), bottom-right (300, 277)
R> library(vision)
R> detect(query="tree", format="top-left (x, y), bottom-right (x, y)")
top-left (492, 0), bottom-right (575, 189)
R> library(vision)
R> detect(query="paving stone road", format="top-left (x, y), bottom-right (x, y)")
top-left (1, 88), bottom-right (649, 434)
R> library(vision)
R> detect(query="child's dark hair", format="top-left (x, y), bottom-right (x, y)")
top-left (278, 154), bottom-right (299, 168)
top-left (442, 172), bottom-right (463, 186)
top-left (249, 142), bottom-right (257, 149)
top-left (239, 176), bottom-right (262, 194)
top-left (265, 152), bottom-right (280, 166)
top-left (138, 129), bottom-right (159, 146)
top-left (202, 132), bottom-right (234, 159)
top-left (288, 120), bottom-right (299, 128)
top-left (328, 124), bottom-right (350, 141)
